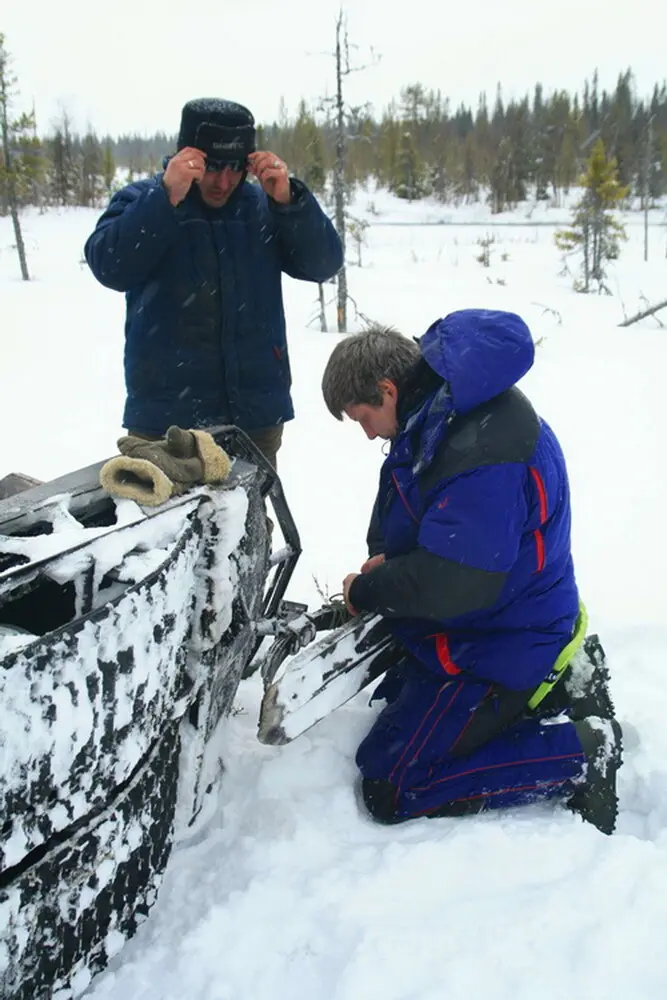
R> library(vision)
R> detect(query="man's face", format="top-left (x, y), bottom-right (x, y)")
top-left (197, 164), bottom-right (244, 207)
top-left (344, 382), bottom-right (399, 441)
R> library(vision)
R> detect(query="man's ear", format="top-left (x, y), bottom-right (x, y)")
top-left (378, 379), bottom-right (398, 401)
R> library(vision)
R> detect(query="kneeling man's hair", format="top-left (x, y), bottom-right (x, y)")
top-left (322, 324), bottom-right (420, 419)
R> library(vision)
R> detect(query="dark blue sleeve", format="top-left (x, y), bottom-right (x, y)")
top-left (84, 179), bottom-right (180, 292)
top-left (269, 179), bottom-right (343, 283)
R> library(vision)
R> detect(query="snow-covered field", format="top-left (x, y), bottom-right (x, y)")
top-left (2, 188), bottom-right (667, 1000)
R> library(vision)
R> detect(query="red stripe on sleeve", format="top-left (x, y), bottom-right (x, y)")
top-left (530, 467), bottom-right (548, 524)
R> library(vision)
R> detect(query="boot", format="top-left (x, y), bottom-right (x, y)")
top-left (537, 634), bottom-right (615, 723)
top-left (564, 635), bottom-right (616, 721)
top-left (568, 716), bottom-right (623, 835)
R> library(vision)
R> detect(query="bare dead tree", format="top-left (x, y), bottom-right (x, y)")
top-left (317, 283), bottom-right (328, 332)
top-left (333, 11), bottom-right (348, 331)
top-left (316, 10), bottom-right (379, 332)
top-left (307, 282), bottom-right (336, 331)
top-left (348, 216), bottom-right (369, 266)
top-left (642, 115), bottom-right (655, 263)
top-left (0, 35), bottom-right (29, 281)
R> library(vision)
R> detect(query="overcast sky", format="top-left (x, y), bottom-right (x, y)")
top-left (3, 0), bottom-right (666, 137)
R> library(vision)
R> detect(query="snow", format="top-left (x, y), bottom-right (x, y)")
top-left (2, 188), bottom-right (667, 1000)
top-left (1, 494), bottom-right (183, 579)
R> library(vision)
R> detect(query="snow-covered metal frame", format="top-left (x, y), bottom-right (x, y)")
top-left (0, 428), bottom-right (301, 999)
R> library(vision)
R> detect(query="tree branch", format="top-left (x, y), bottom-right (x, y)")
top-left (618, 298), bottom-right (667, 328)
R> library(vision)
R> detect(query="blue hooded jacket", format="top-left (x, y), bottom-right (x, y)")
top-left (84, 172), bottom-right (343, 434)
top-left (349, 309), bottom-right (580, 692)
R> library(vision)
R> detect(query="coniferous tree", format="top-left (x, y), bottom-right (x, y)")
top-left (348, 114), bottom-right (376, 188)
top-left (376, 108), bottom-right (399, 189)
top-left (9, 108), bottom-right (46, 210)
top-left (555, 138), bottom-right (629, 293)
top-left (80, 130), bottom-right (103, 206)
top-left (102, 139), bottom-right (116, 194)
top-left (2, 66), bottom-right (667, 212)
top-left (392, 130), bottom-right (425, 200)
top-left (49, 112), bottom-right (78, 206)
top-left (292, 101), bottom-right (327, 193)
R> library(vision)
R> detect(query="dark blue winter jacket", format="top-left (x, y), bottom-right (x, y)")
top-left (349, 309), bottom-right (580, 692)
top-left (84, 174), bottom-right (343, 434)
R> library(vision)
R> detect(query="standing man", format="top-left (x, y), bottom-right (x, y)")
top-left (85, 98), bottom-right (343, 469)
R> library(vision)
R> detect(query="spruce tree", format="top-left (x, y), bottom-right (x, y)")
top-left (377, 110), bottom-right (399, 189)
top-left (102, 140), bottom-right (115, 194)
top-left (292, 102), bottom-right (326, 193)
top-left (555, 138), bottom-right (629, 293)
top-left (49, 113), bottom-right (77, 206)
top-left (81, 130), bottom-right (103, 206)
top-left (392, 131), bottom-right (425, 200)
top-left (8, 112), bottom-right (45, 209)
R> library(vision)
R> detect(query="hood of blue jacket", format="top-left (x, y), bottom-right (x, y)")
top-left (420, 309), bottom-right (535, 415)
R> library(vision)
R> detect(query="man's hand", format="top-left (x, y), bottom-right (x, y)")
top-left (343, 573), bottom-right (360, 616)
top-left (247, 151), bottom-right (291, 205)
top-left (162, 147), bottom-right (206, 206)
top-left (344, 555), bottom-right (384, 614)
top-left (360, 553), bottom-right (385, 574)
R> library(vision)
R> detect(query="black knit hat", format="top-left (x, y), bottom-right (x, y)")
top-left (177, 98), bottom-right (256, 166)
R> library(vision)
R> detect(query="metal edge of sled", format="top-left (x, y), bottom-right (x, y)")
top-left (205, 424), bottom-right (302, 619)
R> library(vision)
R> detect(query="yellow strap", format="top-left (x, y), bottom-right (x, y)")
top-left (527, 601), bottom-right (588, 711)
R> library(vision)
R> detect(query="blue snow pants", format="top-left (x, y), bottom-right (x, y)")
top-left (356, 662), bottom-right (586, 821)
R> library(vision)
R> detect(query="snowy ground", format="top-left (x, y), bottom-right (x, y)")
top-left (2, 189), bottom-right (667, 1000)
